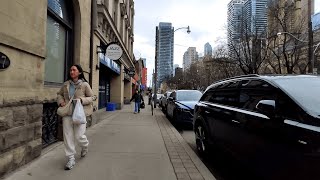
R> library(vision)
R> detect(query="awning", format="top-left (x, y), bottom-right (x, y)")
top-left (99, 53), bottom-right (121, 74)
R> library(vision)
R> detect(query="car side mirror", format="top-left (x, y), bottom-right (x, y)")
top-left (256, 100), bottom-right (275, 117)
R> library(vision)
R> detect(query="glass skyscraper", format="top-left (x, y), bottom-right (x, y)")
top-left (155, 22), bottom-right (174, 89)
top-left (227, 0), bottom-right (245, 43)
top-left (243, 0), bottom-right (268, 36)
top-left (204, 42), bottom-right (212, 56)
top-left (227, 0), bottom-right (268, 58)
top-left (227, 0), bottom-right (245, 58)
top-left (227, 0), bottom-right (268, 41)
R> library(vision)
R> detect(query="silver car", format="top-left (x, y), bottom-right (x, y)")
top-left (153, 94), bottom-right (163, 105)
top-left (160, 91), bottom-right (172, 111)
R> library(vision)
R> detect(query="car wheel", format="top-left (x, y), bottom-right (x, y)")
top-left (195, 122), bottom-right (209, 156)
top-left (172, 111), bottom-right (181, 127)
top-left (166, 107), bottom-right (170, 118)
top-left (173, 111), bottom-right (177, 122)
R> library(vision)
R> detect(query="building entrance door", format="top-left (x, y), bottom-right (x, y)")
top-left (99, 64), bottom-right (111, 109)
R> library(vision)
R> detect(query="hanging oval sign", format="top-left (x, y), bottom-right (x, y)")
top-left (0, 52), bottom-right (10, 70)
top-left (128, 71), bottom-right (135, 77)
top-left (106, 43), bottom-right (123, 60)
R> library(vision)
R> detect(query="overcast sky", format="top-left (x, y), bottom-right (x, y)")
top-left (133, 0), bottom-right (320, 87)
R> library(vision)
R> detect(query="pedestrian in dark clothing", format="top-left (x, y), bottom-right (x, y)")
top-left (148, 91), bottom-right (152, 105)
top-left (130, 90), bottom-right (144, 114)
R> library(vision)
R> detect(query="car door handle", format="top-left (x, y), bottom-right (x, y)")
top-left (232, 120), bottom-right (240, 124)
top-left (298, 140), bottom-right (308, 145)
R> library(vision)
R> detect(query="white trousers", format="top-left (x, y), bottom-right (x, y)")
top-left (62, 116), bottom-right (89, 159)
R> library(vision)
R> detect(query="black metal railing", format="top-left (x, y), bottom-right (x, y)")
top-left (42, 103), bottom-right (59, 147)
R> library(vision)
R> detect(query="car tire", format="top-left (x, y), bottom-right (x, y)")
top-left (173, 111), bottom-right (178, 122)
top-left (172, 111), bottom-right (181, 127)
top-left (195, 121), bottom-right (210, 156)
top-left (166, 107), bottom-right (170, 118)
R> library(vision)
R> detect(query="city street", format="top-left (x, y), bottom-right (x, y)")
top-left (2, 0), bottom-right (320, 179)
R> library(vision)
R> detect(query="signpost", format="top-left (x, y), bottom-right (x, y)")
top-left (97, 42), bottom-right (136, 87)
top-left (0, 52), bottom-right (10, 70)
top-left (106, 43), bottom-right (123, 60)
top-left (128, 67), bottom-right (135, 77)
top-left (128, 71), bottom-right (135, 77)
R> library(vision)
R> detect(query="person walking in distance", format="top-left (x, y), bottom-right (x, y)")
top-left (57, 64), bottom-right (95, 170)
top-left (148, 91), bottom-right (152, 105)
top-left (130, 89), bottom-right (144, 114)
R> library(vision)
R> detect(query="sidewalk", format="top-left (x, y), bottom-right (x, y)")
top-left (3, 103), bottom-right (215, 180)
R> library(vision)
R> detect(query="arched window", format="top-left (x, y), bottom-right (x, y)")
top-left (45, 0), bottom-right (73, 84)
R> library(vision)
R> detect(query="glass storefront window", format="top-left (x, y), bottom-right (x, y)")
top-left (45, 0), bottom-right (72, 84)
top-left (48, 0), bottom-right (70, 23)
top-left (45, 16), bottom-right (66, 83)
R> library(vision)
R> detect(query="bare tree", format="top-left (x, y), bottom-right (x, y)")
top-left (266, 0), bottom-right (308, 74)
top-left (229, 8), bottom-right (270, 74)
top-left (166, 43), bottom-right (241, 90)
top-left (213, 43), bottom-right (242, 78)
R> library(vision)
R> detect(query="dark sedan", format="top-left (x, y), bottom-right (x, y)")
top-left (194, 75), bottom-right (320, 180)
top-left (166, 90), bottom-right (202, 125)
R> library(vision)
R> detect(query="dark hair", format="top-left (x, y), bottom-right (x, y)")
top-left (67, 64), bottom-right (88, 82)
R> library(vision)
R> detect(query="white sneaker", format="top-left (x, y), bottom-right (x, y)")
top-left (134, 112), bottom-right (137, 114)
top-left (65, 158), bottom-right (75, 170)
top-left (81, 147), bottom-right (88, 157)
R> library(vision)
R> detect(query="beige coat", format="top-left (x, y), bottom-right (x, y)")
top-left (57, 81), bottom-right (94, 116)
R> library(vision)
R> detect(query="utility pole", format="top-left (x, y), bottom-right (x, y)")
top-left (308, 0), bottom-right (314, 73)
top-left (154, 26), bottom-right (159, 108)
top-left (139, 58), bottom-right (142, 92)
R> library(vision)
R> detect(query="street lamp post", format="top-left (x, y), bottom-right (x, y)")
top-left (174, 26), bottom-right (191, 33)
top-left (153, 25), bottom-right (191, 108)
top-left (277, 32), bottom-right (320, 74)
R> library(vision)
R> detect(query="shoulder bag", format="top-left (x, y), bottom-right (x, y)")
top-left (57, 93), bottom-right (75, 117)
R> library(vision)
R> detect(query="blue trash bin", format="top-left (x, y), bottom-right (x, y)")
top-left (106, 103), bottom-right (116, 111)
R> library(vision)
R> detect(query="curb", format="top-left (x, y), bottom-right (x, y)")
top-left (169, 119), bottom-right (216, 180)
top-left (155, 108), bottom-right (216, 180)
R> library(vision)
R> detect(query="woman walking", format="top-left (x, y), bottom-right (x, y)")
top-left (130, 89), bottom-right (144, 114)
top-left (57, 64), bottom-right (95, 170)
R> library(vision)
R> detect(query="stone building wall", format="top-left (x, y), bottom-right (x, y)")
top-left (0, 0), bottom-right (135, 177)
top-left (0, 0), bottom-right (47, 176)
top-left (0, 0), bottom-right (92, 177)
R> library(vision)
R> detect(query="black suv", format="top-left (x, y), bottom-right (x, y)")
top-left (193, 75), bottom-right (320, 180)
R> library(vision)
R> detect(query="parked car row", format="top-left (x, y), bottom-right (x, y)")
top-left (161, 74), bottom-right (320, 180)
top-left (153, 93), bottom-right (163, 104)
top-left (159, 91), bottom-right (172, 111)
top-left (159, 90), bottom-right (202, 126)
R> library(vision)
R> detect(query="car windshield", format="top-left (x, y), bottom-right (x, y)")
top-left (274, 77), bottom-right (320, 116)
top-left (177, 91), bottom-right (202, 101)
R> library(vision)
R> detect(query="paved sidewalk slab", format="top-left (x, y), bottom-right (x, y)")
top-left (3, 104), bottom-right (216, 180)
top-left (4, 105), bottom-right (176, 180)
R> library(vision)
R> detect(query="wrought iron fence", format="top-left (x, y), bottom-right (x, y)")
top-left (42, 103), bottom-right (59, 147)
